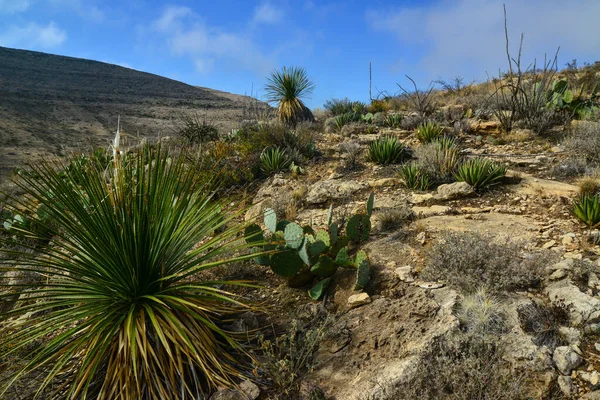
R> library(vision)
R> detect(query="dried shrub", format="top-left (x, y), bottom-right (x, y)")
top-left (338, 141), bottom-right (362, 170)
top-left (578, 176), bottom-right (600, 196)
top-left (421, 231), bottom-right (546, 294)
top-left (414, 142), bottom-right (461, 184)
top-left (564, 121), bottom-right (600, 165)
top-left (377, 205), bottom-right (415, 231)
top-left (364, 333), bottom-right (527, 400)
top-left (517, 301), bottom-right (568, 350)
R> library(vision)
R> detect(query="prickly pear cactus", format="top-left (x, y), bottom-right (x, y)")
top-left (346, 214), bottom-right (371, 242)
top-left (284, 222), bottom-right (304, 249)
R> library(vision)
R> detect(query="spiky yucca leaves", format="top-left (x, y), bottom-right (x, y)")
top-left (455, 158), bottom-right (507, 190)
top-left (265, 66), bottom-right (315, 126)
top-left (367, 136), bottom-right (407, 165)
top-left (260, 147), bottom-right (291, 175)
top-left (384, 113), bottom-right (403, 128)
top-left (573, 194), bottom-right (600, 227)
top-left (0, 144), bottom-right (256, 399)
top-left (397, 162), bottom-right (432, 190)
top-left (416, 122), bottom-right (444, 143)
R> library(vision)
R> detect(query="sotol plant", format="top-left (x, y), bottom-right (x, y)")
top-left (0, 142), bottom-right (256, 399)
top-left (367, 136), bottom-right (408, 165)
top-left (397, 162), bottom-right (432, 191)
top-left (265, 66), bottom-right (315, 126)
top-left (245, 194), bottom-right (375, 300)
top-left (455, 158), bottom-right (507, 190)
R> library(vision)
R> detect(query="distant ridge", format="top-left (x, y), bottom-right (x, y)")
top-left (0, 46), bottom-right (255, 181)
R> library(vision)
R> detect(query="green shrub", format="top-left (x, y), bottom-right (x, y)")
top-left (416, 122), bottom-right (444, 143)
top-left (421, 231), bottom-right (545, 294)
top-left (573, 194), bottom-right (600, 227)
top-left (260, 147), bottom-right (291, 175)
top-left (455, 158), bottom-right (506, 190)
top-left (397, 162), bottom-right (432, 190)
top-left (176, 112), bottom-right (219, 144)
top-left (0, 143), bottom-right (254, 399)
top-left (367, 136), bottom-right (408, 165)
top-left (384, 113), bottom-right (403, 128)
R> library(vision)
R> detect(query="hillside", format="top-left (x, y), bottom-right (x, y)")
top-left (0, 46), bottom-right (256, 181)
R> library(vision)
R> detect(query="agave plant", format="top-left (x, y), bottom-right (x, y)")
top-left (397, 162), bottom-right (432, 190)
top-left (573, 194), bottom-right (600, 227)
top-left (333, 111), bottom-right (361, 131)
top-left (260, 147), bottom-right (291, 175)
top-left (0, 143), bottom-right (256, 399)
top-left (384, 113), bottom-right (403, 128)
top-left (416, 122), bottom-right (444, 143)
top-left (367, 136), bottom-right (407, 165)
top-left (455, 158), bottom-right (507, 190)
top-left (265, 66), bottom-right (315, 126)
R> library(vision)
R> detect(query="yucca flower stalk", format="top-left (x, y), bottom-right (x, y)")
top-left (265, 66), bottom-right (315, 126)
top-left (0, 141), bottom-right (257, 399)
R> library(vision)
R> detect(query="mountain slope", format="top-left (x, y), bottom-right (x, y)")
top-left (0, 46), bottom-right (256, 181)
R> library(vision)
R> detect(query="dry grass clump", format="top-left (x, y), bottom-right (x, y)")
top-left (362, 333), bottom-right (527, 400)
top-left (421, 231), bottom-right (547, 294)
top-left (457, 288), bottom-right (507, 336)
top-left (377, 205), bottom-right (415, 231)
top-left (414, 142), bottom-right (461, 184)
top-left (578, 176), bottom-right (600, 196)
top-left (338, 141), bottom-right (362, 170)
top-left (517, 301), bottom-right (568, 351)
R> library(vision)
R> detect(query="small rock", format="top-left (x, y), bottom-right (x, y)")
top-left (553, 346), bottom-right (583, 375)
top-left (562, 234), bottom-right (576, 246)
top-left (347, 293), bottom-right (371, 308)
top-left (395, 266), bottom-right (415, 282)
top-left (559, 327), bottom-right (582, 347)
top-left (433, 182), bottom-right (475, 201)
top-left (590, 273), bottom-right (600, 290)
top-left (369, 178), bottom-right (400, 188)
top-left (557, 375), bottom-right (577, 397)
top-left (239, 380), bottom-right (260, 400)
top-left (415, 281), bottom-right (445, 289)
top-left (416, 231), bottom-right (427, 245)
top-left (410, 193), bottom-right (434, 204)
top-left (582, 391), bottom-right (600, 399)
top-left (542, 240), bottom-right (557, 249)
top-left (581, 371), bottom-right (600, 387)
top-left (549, 269), bottom-right (568, 281)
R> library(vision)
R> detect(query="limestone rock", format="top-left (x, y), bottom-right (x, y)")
top-left (553, 346), bottom-right (583, 375)
top-left (209, 380), bottom-right (260, 400)
top-left (546, 280), bottom-right (600, 325)
top-left (557, 375), bottom-right (577, 397)
top-left (433, 182), bottom-right (475, 201)
top-left (347, 293), bottom-right (371, 308)
top-left (306, 179), bottom-right (368, 204)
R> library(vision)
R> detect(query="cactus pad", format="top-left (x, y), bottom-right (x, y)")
top-left (366, 192), bottom-right (375, 217)
top-left (346, 214), bottom-right (371, 242)
top-left (264, 208), bottom-right (277, 234)
top-left (310, 255), bottom-right (337, 277)
top-left (308, 277), bottom-right (332, 300)
top-left (354, 250), bottom-right (370, 290)
top-left (315, 229), bottom-right (331, 247)
top-left (334, 246), bottom-right (353, 267)
top-left (244, 224), bottom-right (264, 245)
top-left (284, 222), bottom-right (304, 249)
top-left (270, 249), bottom-right (305, 277)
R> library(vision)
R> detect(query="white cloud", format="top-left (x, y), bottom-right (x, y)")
top-left (0, 0), bottom-right (30, 14)
top-left (154, 5), bottom-right (192, 32)
top-left (154, 6), bottom-right (274, 74)
top-left (0, 21), bottom-right (66, 49)
top-left (366, 0), bottom-right (600, 81)
top-left (252, 3), bottom-right (284, 25)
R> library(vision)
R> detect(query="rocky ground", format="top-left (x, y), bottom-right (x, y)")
top-left (211, 118), bottom-right (600, 400)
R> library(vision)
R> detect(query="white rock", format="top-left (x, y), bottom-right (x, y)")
top-left (395, 266), bottom-right (415, 282)
top-left (549, 269), bottom-right (568, 281)
top-left (434, 182), bottom-right (475, 201)
top-left (347, 293), bottom-right (371, 308)
top-left (553, 346), bottom-right (583, 375)
top-left (546, 280), bottom-right (600, 325)
top-left (557, 375), bottom-right (577, 397)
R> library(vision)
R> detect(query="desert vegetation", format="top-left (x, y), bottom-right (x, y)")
top-left (3, 9), bottom-right (600, 400)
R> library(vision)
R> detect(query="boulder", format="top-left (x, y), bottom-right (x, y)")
top-left (545, 280), bottom-right (600, 325)
top-left (433, 182), bottom-right (475, 201)
top-left (306, 180), bottom-right (369, 204)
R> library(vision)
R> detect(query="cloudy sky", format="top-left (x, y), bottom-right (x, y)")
top-left (1, 0), bottom-right (599, 108)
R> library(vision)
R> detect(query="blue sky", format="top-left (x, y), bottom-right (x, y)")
top-left (1, 0), bottom-right (599, 108)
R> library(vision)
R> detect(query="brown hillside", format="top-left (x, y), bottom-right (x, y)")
top-left (0, 46), bottom-right (256, 181)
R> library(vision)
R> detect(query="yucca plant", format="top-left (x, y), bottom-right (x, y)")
top-left (573, 194), bottom-right (600, 227)
top-left (432, 135), bottom-right (458, 150)
top-left (265, 66), bottom-right (315, 126)
top-left (455, 158), bottom-right (507, 190)
top-left (260, 147), bottom-right (291, 175)
top-left (397, 162), bottom-right (432, 190)
top-left (367, 136), bottom-right (407, 165)
top-left (384, 113), bottom-right (403, 128)
top-left (416, 122), bottom-right (444, 143)
top-left (0, 142), bottom-right (257, 399)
